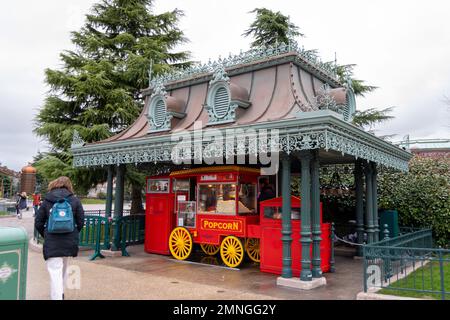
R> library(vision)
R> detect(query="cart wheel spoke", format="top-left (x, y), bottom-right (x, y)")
top-left (169, 227), bottom-right (193, 261)
top-left (220, 236), bottom-right (244, 268)
top-left (245, 238), bottom-right (260, 263)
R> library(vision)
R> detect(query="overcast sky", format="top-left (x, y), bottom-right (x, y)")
top-left (1, 0), bottom-right (449, 171)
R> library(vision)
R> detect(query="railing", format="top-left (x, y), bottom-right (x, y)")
top-left (363, 227), bottom-right (449, 300)
top-left (33, 210), bottom-right (145, 261)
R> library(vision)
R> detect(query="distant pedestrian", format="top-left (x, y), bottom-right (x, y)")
top-left (35, 176), bottom-right (85, 300)
top-left (32, 192), bottom-right (41, 217)
top-left (15, 192), bottom-right (27, 219)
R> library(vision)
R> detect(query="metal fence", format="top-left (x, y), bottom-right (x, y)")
top-left (34, 210), bottom-right (145, 260)
top-left (363, 227), bottom-right (449, 300)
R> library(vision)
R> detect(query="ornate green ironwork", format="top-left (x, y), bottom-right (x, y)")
top-left (281, 155), bottom-right (293, 278)
top-left (149, 42), bottom-right (340, 90)
top-left (112, 164), bottom-right (125, 251)
top-left (204, 66), bottom-right (250, 125)
top-left (72, 113), bottom-right (411, 171)
top-left (362, 228), bottom-right (449, 300)
top-left (299, 151), bottom-right (313, 281)
top-left (355, 160), bottom-right (365, 256)
top-left (364, 162), bottom-right (375, 243)
top-left (311, 151), bottom-right (322, 278)
top-left (71, 130), bottom-right (85, 148)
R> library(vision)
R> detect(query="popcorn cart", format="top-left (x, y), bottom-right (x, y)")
top-left (145, 166), bottom-right (261, 267)
top-left (167, 166), bottom-right (261, 268)
top-left (144, 165), bottom-right (331, 272)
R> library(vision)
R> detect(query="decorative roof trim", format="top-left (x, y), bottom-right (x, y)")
top-left (71, 130), bottom-right (85, 149)
top-left (72, 112), bottom-right (411, 171)
top-left (147, 42), bottom-right (341, 93)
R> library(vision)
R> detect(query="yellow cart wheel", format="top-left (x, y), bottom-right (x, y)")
top-left (245, 238), bottom-right (260, 263)
top-left (220, 236), bottom-right (244, 268)
top-left (169, 227), bottom-right (193, 260)
top-left (200, 243), bottom-right (220, 256)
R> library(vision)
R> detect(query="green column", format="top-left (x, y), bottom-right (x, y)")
top-left (299, 151), bottom-right (312, 281)
top-left (112, 164), bottom-right (126, 251)
top-left (355, 160), bottom-right (364, 255)
top-left (105, 165), bottom-right (114, 218)
top-left (311, 151), bottom-right (322, 278)
top-left (364, 162), bottom-right (374, 244)
top-left (372, 163), bottom-right (379, 242)
top-left (281, 155), bottom-right (293, 278)
top-left (104, 165), bottom-right (114, 250)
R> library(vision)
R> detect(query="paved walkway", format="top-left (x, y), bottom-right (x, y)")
top-left (0, 209), bottom-right (364, 300)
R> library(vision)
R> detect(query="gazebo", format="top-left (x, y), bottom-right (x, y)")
top-left (71, 43), bottom-right (412, 289)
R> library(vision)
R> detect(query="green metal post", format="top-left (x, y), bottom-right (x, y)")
top-left (383, 224), bottom-right (392, 280)
top-left (104, 165), bottom-right (114, 250)
top-left (311, 151), bottom-right (322, 278)
top-left (364, 162), bottom-right (374, 243)
top-left (281, 155), bottom-right (293, 278)
top-left (121, 218), bottom-right (130, 257)
top-left (299, 151), bottom-right (312, 281)
top-left (355, 160), bottom-right (364, 256)
top-left (330, 222), bottom-right (336, 273)
top-left (90, 217), bottom-right (105, 261)
top-left (438, 250), bottom-right (445, 300)
top-left (105, 165), bottom-right (114, 217)
top-left (372, 163), bottom-right (379, 242)
top-left (112, 164), bottom-right (126, 251)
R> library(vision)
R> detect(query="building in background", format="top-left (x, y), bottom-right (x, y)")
top-left (0, 164), bottom-right (20, 198)
top-left (396, 136), bottom-right (450, 158)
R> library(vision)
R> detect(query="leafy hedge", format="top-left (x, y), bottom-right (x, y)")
top-left (291, 156), bottom-right (449, 247)
top-left (378, 156), bottom-right (449, 247)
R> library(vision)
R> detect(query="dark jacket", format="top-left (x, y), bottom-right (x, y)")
top-left (35, 188), bottom-right (85, 260)
top-left (17, 196), bottom-right (27, 210)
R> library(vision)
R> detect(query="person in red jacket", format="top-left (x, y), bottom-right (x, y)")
top-left (32, 193), bottom-right (41, 217)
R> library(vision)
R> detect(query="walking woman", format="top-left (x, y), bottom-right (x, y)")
top-left (35, 176), bottom-right (84, 300)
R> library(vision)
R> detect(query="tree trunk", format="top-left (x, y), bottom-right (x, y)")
top-left (130, 183), bottom-right (144, 215)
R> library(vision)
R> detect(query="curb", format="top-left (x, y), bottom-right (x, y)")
top-left (356, 291), bottom-right (426, 300)
top-left (0, 214), bottom-right (17, 219)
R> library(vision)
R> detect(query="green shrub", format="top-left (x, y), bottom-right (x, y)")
top-left (378, 156), bottom-right (450, 247)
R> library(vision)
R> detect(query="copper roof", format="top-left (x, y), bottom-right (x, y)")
top-left (95, 57), bottom-right (347, 145)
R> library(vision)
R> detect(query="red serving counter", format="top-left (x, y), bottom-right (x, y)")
top-left (259, 196), bottom-right (331, 276)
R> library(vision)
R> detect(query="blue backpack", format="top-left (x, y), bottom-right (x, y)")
top-left (47, 197), bottom-right (74, 234)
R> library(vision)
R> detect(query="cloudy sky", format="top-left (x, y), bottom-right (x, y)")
top-left (1, 0), bottom-right (449, 171)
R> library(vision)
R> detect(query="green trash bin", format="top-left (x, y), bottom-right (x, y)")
top-left (379, 210), bottom-right (399, 239)
top-left (0, 227), bottom-right (28, 300)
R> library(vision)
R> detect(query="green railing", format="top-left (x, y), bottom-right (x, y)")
top-left (363, 227), bottom-right (450, 300)
top-left (33, 211), bottom-right (145, 261)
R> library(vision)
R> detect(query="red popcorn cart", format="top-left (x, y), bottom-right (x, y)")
top-left (144, 165), bottom-right (332, 273)
top-left (166, 166), bottom-right (261, 268)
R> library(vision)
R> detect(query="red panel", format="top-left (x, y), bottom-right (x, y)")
top-left (194, 214), bottom-right (260, 245)
top-left (246, 223), bottom-right (261, 239)
top-left (259, 196), bottom-right (331, 276)
top-left (144, 177), bottom-right (175, 255)
top-left (260, 221), bottom-right (331, 276)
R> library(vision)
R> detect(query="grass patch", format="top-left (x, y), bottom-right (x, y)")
top-left (379, 256), bottom-right (450, 300)
top-left (81, 198), bottom-right (106, 205)
top-left (0, 211), bottom-right (11, 216)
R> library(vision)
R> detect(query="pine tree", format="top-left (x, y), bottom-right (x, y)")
top-left (34, 0), bottom-right (191, 207)
top-left (243, 8), bottom-right (303, 48)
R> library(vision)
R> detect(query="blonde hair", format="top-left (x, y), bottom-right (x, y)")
top-left (48, 176), bottom-right (74, 193)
